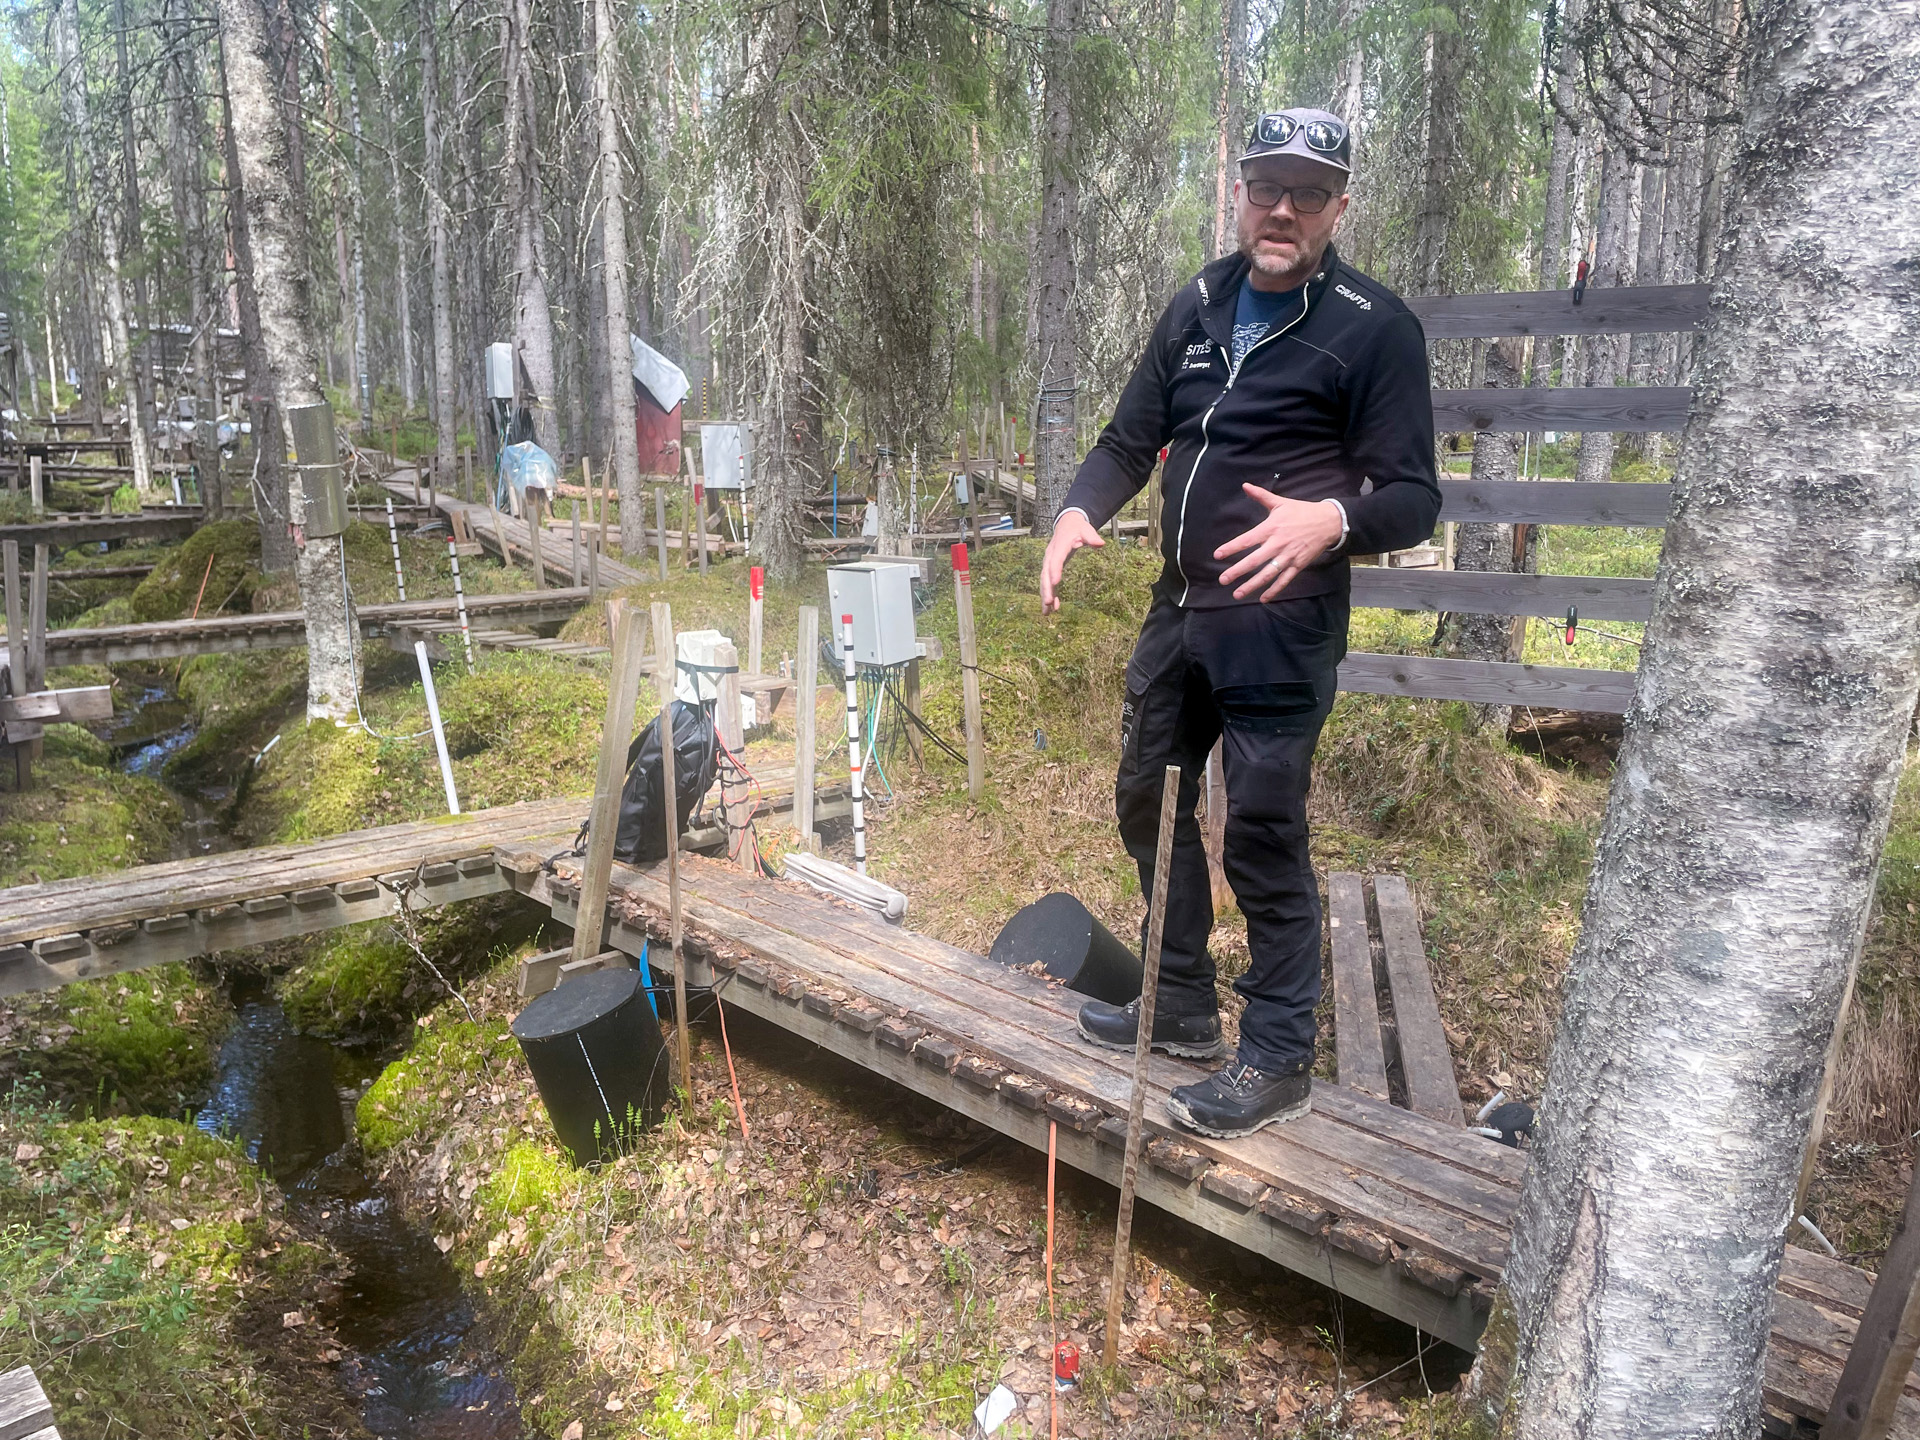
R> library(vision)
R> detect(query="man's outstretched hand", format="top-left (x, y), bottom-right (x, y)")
top-left (1215, 486), bottom-right (1345, 601)
top-left (1039, 509), bottom-right (1105, 613)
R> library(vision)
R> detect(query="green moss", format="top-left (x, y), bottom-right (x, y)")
top-left (474, 1141), bottom-right (578, 1220)
top-left (165, 648), bottom-right (308, 792)
top-left (0, 1093), bottom-right (331, 1439)
top-left (127, 518), bottom-right (262, 622)
top-left (0, 723), bottom-right (181, 888)
top-left (356, 1015), bottom-right (522, 1155)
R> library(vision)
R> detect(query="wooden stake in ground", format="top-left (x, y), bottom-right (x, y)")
top-left (714, 637), bottom-right (752, 872)
top-left (951, 543), bottom-right (985, 799)
top-left (695, 480), bottom-right (710, 575)
top-left (570, 600), bottom-right (648, 963)
top-left (748, 567), bottom-right (764, 676)
top-left (1105, 763), bottom-right (1179, 1368)
top-left (1822, 1162), bottom-right (1920, 1440)
top-left (570, 507), bottom-right (582, 585)
top-left (26, 545), bottom-right (46, 695)
top-left (27, 456), bottom-right (41, 515)
top-left (525, 491), bottom-right (548, 588)
top-left (652, 600), bottom-right (691, 1099)
top-left (653, 484), bottom-right (668, 580)
top-left (2, 541), bottom-right (22, 698)
top-left (463, 446), bottom-right (473, 503)
top-left (794, 605), bottom-right (818, 847)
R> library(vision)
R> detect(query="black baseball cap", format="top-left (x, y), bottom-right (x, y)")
top-left (1241, 108), bottom-right (1352, 175)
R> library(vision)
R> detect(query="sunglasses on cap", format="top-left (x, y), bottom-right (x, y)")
top-left (1255, 112), bottom-right (1348, 153)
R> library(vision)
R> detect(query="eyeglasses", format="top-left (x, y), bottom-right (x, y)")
top-left (1255, 112), bottom-right (1348, 154)
top-left (1243, 180), bottom-right (1338, 214)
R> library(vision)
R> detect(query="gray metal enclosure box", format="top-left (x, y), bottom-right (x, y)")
top-left (827, 562), bottom-right (919, 668)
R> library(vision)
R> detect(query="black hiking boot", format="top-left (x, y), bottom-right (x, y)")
top-left (1075, 997), bottom-right (1226, 1060)
top-left (1165, 1060), bottom-right (1312, 1138)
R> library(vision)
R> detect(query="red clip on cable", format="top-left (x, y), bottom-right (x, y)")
top-left (1564, 605), bottom-right (1578, 646)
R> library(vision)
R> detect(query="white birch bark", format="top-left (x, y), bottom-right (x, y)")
top-left (592, 0), bottom-right (643, 550)
top-left (52, 0), bottom-right (153, 493)
top-left (1574, 133), bottom-right (1637, 483)
top-left (215, 0), bottom-right (361, 722)
top-left (1469, 0), bottom-right (1920, 1430)
top-left (420, 0), bottom-right (457, 479)
top-left (1032, 0), bottom-right (1081, 531)
top-left (503, 0), bottom-right (559, 456)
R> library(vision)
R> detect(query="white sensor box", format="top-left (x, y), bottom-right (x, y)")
top-left (827, 562), bottom-right (919, 668)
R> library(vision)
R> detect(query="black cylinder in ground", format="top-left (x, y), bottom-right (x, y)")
top-left (510, 967), bottom-right (670, 1166)
top-left (989, 892), bottom-right (1143, 1006)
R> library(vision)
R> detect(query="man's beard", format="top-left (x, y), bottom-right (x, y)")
top-left (1239, 231), bottom-right (1323, 288)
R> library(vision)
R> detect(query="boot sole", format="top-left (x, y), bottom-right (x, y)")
top-left (1075, 1018), bottom-right (1226, 1061)
top-left (1163, 1091), bottom-right (1312, 1138)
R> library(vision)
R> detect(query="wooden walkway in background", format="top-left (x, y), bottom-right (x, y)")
top-left (497, 846), bottom-right (1919, 1436)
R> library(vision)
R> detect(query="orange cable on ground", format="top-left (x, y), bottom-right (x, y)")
top-left (713, 986), bottom-right (751, 1146)
top-left (188, 550), bottom-right (216, 619)
top-left (1047, 1118), bottom-right (1059, 1440)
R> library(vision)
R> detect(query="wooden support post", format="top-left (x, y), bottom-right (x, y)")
top-left (26, 545), bottom-right (46, 694)
top-left (651, 601), bottom-right (692, 1100)
top-left (570, 508), bottom-right (582, 585)
top-left (654, 484), bottom-right (669, 581)
top-left (463, 446), bottom-right (473, 503)
top-left (794, 606), bottom-right (818, 848)
top-left (695, 481), bottom-right (710, 575)
top-left (2, 541), bottom-right (22, 696)
top-left (714, 637), bottom-right (751, 872)
top-left (952, 543), bottom-right (985, 799)
top-left (1798, 959), bottom-right (1863, 1218)
top-left (587, 519), bottom-right (600, 597)
top-left (581, 455), bottom-right (594, 545)
top-left (1105, 764), bottom-right (1180, 1367)
top-left (426, 460), bottom-right (436, 514)
top-left (1823, 1162), bottom-right (1920, 1440)
top-left (748, 567), bottom-right (764, 676)
top-left (525, 492), bottom-right (547, 589)
top-left (492, 506), bottom-right (513, 568)
top-left (902, 656), bottom-right (924, 768)
top-left (1205, 739), bottom-right (1231, 911)
top-left (958, 425), bottom-right (979, 551)
top-left (571, 601), bottom-right (649, 962)
top-left (601, 457), bottom-right (614, 558)
top-left (28, 455), bottom-right (42, 514)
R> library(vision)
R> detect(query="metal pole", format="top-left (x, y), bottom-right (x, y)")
top-left (414, 640), bottom-right (461, 815)
top-left (1104, 763), bottom-right (1180, 1366)
top-left (446, 537), bottom-right (475, 671)
top-left (841, 612), bottom-right (866, 875)
top-left (384, 495), bottom-right (407, 601)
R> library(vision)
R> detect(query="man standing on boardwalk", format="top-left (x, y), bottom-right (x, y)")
top-left (1041, 109), bottom-right (1440, 1138)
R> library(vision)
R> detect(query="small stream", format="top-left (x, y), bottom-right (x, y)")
top-left (107, 677), bottom-right (525, 1439)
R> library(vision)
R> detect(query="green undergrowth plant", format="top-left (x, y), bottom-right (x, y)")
top-left (0, 1089), bottom-right (349, 1439)
top-left (128, 518), bottom-right (263, 622)
top-left (0, 723), bottom-right (179, 887)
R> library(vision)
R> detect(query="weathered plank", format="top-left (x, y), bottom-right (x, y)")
top-left (1437, 479), bottom-right (1673, 528)
top-left (0, 511), bottom-right (201, 548)
top-left (1406, 284), bottom-right (1711, 339)
top-left (1326, 872), bottom-right (1389, 1101)
top-left (1351, 568), bottom-right (1653, 622)
top-left (0, 1366), bottom-right (56, 1440)
top-left (1371, 876), bottom-right (1463, 1126)
top-left (1337, 652), bottom-right (1638, 714)
top-left (0, 685), bottom-right (112, 724)
top-left (1432, 386), bottom-right (1692, 434)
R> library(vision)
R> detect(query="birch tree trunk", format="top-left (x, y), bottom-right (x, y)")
top-left (379, 75), bottom-right (417, 413)
top-left (1468, 0), bottom-right (1920, 1429)
top-left (504, 0), bottom-right (559, 456)
top-left (344, 23), bottom-right (372, 430)
top-left (420, 0), bottom-right (458, 478)
top-left (53, 0), bottom-right (153, 493)
top-left (592, 0), bottom-right (643, 551)
top-left (1532, 0), bottom-right (1583, 386)
top-left (1032, 0), bottom-right (1080, 532)
top-left (164, 1), bottom-right (221, 514)
top-left (216, 0), bottom-right (362, 723)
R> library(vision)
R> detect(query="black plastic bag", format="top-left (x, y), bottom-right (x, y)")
top-left (614, 700), bottom-right (719, 863)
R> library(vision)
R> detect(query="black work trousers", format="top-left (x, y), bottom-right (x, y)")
top-left (1116, 592), bottom-right (1347, 1071)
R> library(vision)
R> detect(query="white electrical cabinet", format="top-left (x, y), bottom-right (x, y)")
top-left (827, 562), bottom-right (919, 668)
top-left (700, 423), bottom-right (752, 490)
top-left (485, 342), bottom-right (514, 401)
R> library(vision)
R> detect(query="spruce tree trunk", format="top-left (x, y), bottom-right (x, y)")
top-left (504, 0), bottom-right (559, 456)
top-left (216, 0), bottom-right (362, 723)
top-left (1032, 0), bottom-right (1080, 532)
top-left (420, 0), bottom-right (457, 479)
top-left (1468, 1), bottom-right (1920, 1430)
top-left (592, 0), bottom-right (643, 552)
top-left (164, 2), bottom-right (222, 514)
top-left (112, 0), bottom-right (157, 456)
top-left (344, 27), bottom-right (372, 430)
top-left (1532, 0), bottom-right (1583, 386)
top-left (220, 65), bottom-right (292, 571)
top-left (53, 0), bottom-right (154, 493)
top-left (379, 79), bottom-right (417, 413)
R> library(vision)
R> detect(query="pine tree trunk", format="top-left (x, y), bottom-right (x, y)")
top-left (54, 0), bottom-right (154, 493)
top-left (1468, 1), bottom-right (1920, 1429)
top-left (220, 67), bottom-right (292, 571)
top-left (1532, 0), bottom-right (1583, 386)
top-left (216, 0), bottom-right (362, 723)
top-left (420, 0), bottom-right (457, 478)
top-left (504, 0), bottom-right (559, 456)
top-left (1212, 0), bottom-right (1249, 257)
top-left (592, 0), bottom-right (643, 550)
top-left (344, 25), bottom-right (372, 430)
top-left (1032, 0), bottom-right (1080, 532)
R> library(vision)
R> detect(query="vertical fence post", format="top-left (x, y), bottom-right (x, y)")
top-left (952, 543), bottom-right (984, 799)
top-left (715, 637), bottom-right (752, 872)
top-left (654, 484), bottom-right (669, 581)
top-left (27, 455), bottom-right (42, 515)
top-left (525, 492), bottom-right (547, 589)
top-left (571, 600), bottom-right (649, 963)
top-left (652, 600), bottom-right (692, 1101)
top-left (26, 545), bottom-right (46, 695)
top-left (695, 481), bottom-right (710, 575)
top-left (794, 605), bottom-right (818, 848)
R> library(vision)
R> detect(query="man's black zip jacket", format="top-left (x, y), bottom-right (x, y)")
top-left (1060, 245), bottom-right (1440, 609)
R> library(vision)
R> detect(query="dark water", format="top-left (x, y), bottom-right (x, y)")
top-left (111, 676), bottom-right (523, 1439)
top-left (197, 996), bottom-right (524, 1439)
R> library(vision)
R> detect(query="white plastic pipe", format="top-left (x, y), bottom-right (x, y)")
top-left (414, 640), bottom-right (460, 814)
top-left (841, 612), bottom-right (866, 874)
top-left (385, 495), bottom-right (407, 600)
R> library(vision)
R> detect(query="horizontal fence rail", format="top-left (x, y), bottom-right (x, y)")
top-left (1437, 479), bottom-right (1672, 528)
top-left (1405, 283), bottom-right (1712, 339)
top-left (1431, 386), bottom-right (1692, 434)
top-left (1337, 652), bottom-right (1637, 714)
top-left (1351, 568), bottom-right (1653, 623)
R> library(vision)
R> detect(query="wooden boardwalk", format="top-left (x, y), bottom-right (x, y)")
top-left (383, 474), bottom-right (653, 589)
top-left (497, 845), bottom-right (1919, 1434)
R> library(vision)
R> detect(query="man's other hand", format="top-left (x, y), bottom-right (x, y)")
top-left (1040, 509), bottom-right (1105, 613)
top-left (1215, 487), bottom-right (1344, 601)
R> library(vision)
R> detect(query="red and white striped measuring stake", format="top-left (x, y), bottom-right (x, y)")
top-left (841, 612), bottom-right (866, 874)
top-left (384, 495), bottom-right (407, 601)
top-left (446, 537), bottom-right (475, 671)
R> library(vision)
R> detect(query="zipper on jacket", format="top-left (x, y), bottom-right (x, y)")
top-left (1172, 284), bottom-right (1313, 606)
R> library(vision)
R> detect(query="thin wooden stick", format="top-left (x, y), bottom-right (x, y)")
top-left (652, 600), bottom-right (691, 1100)
top-left (570, 600), bottom-right (647, 962)
top-left (1105, 763), bottom-right (1180, 1367)
top-left (952, 543), bottom-right (985, 799)
top-left (1823, 1160), bottom-right (1920, 1439)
